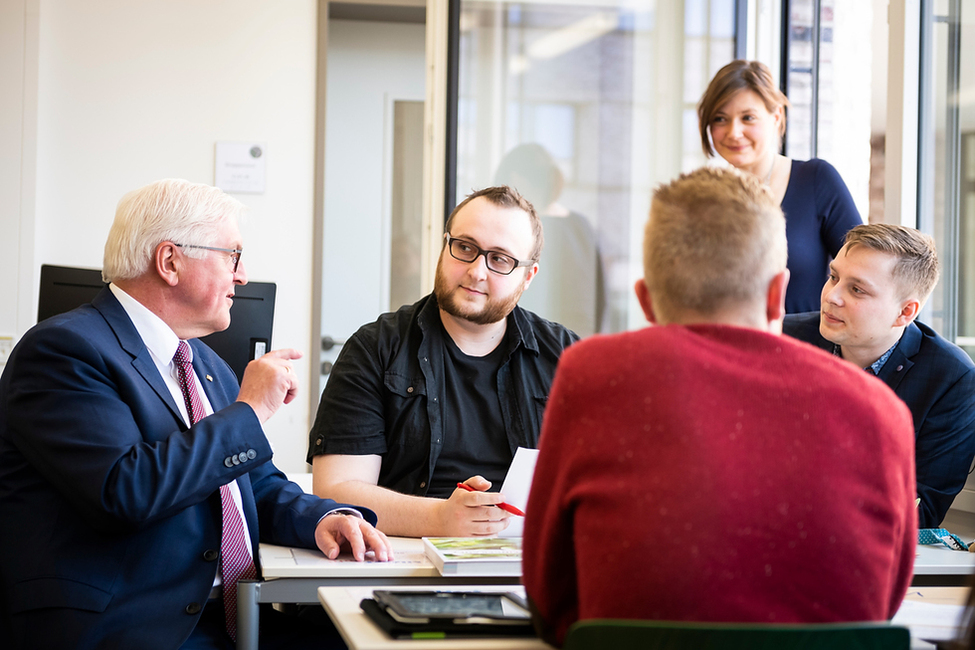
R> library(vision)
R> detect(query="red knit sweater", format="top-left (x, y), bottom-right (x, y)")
top-left (523, 324), bottom-right (917, 646)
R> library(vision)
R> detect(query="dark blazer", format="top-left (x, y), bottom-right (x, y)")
top-left (0, 288), bottom-right (375, 649)
top-left (784, 312), bottom-right (975, 528)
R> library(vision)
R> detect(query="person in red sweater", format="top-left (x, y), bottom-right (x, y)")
top-left (522, 167), bottom-right (917, 646)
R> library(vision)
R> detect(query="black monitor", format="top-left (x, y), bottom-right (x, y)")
top-left (37, 264), bottom-right (276, 383)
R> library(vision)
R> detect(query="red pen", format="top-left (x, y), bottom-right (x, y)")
top-left (455, 482), bottom-right (526, 517)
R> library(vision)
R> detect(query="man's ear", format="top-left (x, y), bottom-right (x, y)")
top-left (894, 298), bottom-right (921, 327)
top-left (634, 278), bottom-right (658, 324)
top-left (155, 242), bottom-right (181, 287)
top-left (766, 269), bottom-right (790, 326)
top-left (522, 262), bottom-right (539, 291)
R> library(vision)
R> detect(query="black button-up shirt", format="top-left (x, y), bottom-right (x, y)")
top-left (307, 293), bottom-right (578, 496)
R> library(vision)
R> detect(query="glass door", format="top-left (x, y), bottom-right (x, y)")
top-left (451, 0), bottom-right (737, 336)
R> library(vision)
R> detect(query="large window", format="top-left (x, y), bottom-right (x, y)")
top-left (453, 0), bottom-right (736, 336)
top-left (923, 0), bottom-right (975, 350)
top-left (780, 0), bottom-right (873, 218)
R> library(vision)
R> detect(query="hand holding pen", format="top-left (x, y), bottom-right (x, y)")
top-left (456, 482), bottom-right (525, 517)
top-left (436, 476), bottom-right (515, 536)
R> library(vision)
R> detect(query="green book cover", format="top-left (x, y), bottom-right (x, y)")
top-left (422, 537), bottom-right (522, 576)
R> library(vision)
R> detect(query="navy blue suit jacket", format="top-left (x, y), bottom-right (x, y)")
top-left (784, 312), bottom-right (975, 528)
top-left (0, 288), bottom-right (376, 649)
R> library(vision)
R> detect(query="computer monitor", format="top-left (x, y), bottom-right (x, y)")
top-left (37, 264), bottom-right (276, 383)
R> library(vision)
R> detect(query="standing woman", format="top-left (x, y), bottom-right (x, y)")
top-left (698, 60), bottom-right (862, 313)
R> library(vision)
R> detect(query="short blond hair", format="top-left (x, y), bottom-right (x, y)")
top-left (643, 167), bottom-right (787, 321)
top-left (843, 224), bottom-right (940, 302)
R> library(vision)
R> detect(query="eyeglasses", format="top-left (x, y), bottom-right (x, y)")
top-left (175, 244), bottom-right (243, 273)
top-left (444, 234), bottom-right (533, 276)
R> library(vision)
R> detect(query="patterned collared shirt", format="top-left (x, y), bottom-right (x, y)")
top-left (832, 341), bottom-right (899, 375)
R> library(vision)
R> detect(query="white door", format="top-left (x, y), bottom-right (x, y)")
top-left (319, 13), bottom-right (427, 395)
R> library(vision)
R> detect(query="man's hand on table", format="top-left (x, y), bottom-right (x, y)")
top-left (315, 513), bottom-right (394, 562)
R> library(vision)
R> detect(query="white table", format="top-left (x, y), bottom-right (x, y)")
top-left (235, 538), bottom-right (975, 649)
top-left (317, 585), bottom-right (553, 650)
top-left (236, 538), bottom-right (520, 650)
top-left (913, 543), bottom-right (975, 586)
top-left (321, 584), bottom-right (967, 650)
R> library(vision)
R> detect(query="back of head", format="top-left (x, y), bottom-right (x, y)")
top-left (445, 185), bottom-right (544, 262)
top-left (843, 223), bottom-right (940, 304)
top-left (698, 60), bottom-right (790, 157)
top-left (644, 166), bottom-right (786, 322)
top-left (102, 179), bottom-right (244, 283)
top-left (493, 144), bottom-right (563, 212)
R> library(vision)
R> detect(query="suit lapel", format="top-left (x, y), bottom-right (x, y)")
top-left (876, 322), bottom-right (920, 392)
top-left (92, 288), bottom-right (185, 425)
top-left (190, 345), bottom-right (224, 410)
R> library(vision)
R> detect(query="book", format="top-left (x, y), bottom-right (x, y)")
top-left (421, 537), bottom-right (523, 576)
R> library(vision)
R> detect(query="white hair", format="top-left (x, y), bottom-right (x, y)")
top-left (102, 179), bottom-right (244, 282)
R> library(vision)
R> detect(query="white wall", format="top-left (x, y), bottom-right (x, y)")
top-left (4, 0), bottom-right (320, 472)
top-left (0, 0), bottom-right (38, 346)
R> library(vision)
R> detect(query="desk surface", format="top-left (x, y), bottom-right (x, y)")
top-left (318, 585), bottom-right (553, 650)
top-left (914, 543), bottom-right (975, 576)
top-left (320, 585), bottom-right (967, 650)
top-left (261, 539), bottom-right (974, 582)
top-left (260, 538), bottom-right (441, 579)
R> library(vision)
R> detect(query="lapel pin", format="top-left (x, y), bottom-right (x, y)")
top-left (205, 374), bottom-right (213, 382)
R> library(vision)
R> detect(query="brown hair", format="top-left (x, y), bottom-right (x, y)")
top-left (697, 60), bottom-right (790, 157)
top-left (843, 224), bottom-right (940, 302)
top-left (445, 186), bottom-right (543, 262)
top-left (643, 166), bottom-right (787, 321)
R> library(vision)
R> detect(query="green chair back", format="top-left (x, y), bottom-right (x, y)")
top-left (562, 619), bottom-right (911, 650)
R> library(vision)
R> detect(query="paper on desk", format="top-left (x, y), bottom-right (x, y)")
top-left (499, 447), bottom-right (540, 538)
top-left (891, 599), bottom-right (966, 642)
top-left (290, 546), bottom-right (428, 566)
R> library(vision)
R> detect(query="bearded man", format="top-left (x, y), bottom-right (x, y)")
top-left (307, 186), bottom-right (578, 537)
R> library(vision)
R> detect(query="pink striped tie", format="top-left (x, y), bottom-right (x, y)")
top-left (173, 341), bottom-right (256, 641)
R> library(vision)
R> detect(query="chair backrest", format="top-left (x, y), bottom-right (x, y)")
top-left (562, 619), bottom-right (911, 650)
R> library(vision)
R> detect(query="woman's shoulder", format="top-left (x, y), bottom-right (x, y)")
top-left (791, 158), bottom-right (844, 182)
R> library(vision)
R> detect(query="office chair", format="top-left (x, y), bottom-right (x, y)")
top-left (562, 619), bottom-right (911, 650)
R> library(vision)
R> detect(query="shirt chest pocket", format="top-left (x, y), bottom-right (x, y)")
top-left (383, 373), bottom-right (429, 447)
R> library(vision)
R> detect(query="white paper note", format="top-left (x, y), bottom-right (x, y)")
top-left (891, 599), bottom-right (966, 642)
top-left (499, 447), bottom-right (540, 538)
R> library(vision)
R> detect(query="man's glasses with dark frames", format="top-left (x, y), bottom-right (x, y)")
top-left (175, 244), bottom-right (243, 273)
top-left (444, 234), bottom-right (533, 276)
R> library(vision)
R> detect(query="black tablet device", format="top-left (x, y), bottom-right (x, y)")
top-left (372, 590), bottom-right (531, 624)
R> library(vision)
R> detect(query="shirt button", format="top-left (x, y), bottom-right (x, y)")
top-left (185, 602), bottom-right (202, 615)
top-left (419, 481), bottom-right (426, 488)
top-left (316, 436), bottom-right (323, 446)
top-left (203, 549), bottom-right (219, 562)
top-left (407, 386), bottom-right (414, 393)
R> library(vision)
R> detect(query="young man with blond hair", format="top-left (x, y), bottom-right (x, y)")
top-left (523, 167), bottom-right (916, 646)
top-left (785, 223), bottom-right (975, 528)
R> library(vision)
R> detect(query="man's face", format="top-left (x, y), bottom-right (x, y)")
top-left (819, 245), bottom-right (908, 352)
top-left (175, 218), bottom-right (247, 339)
top-left (434, 197), bottom-right (537, 326)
